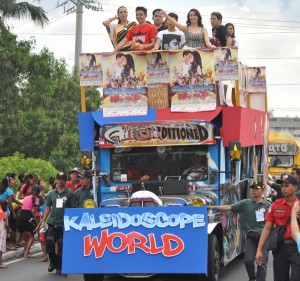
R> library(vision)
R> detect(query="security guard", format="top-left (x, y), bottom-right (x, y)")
top-left (208, 182), bottom-right (270, 281)
top-left (73, 171), bottom-right (104, 281)
top-left (256, 175), bottom-right (300, 281)
top-left (41, 172), bottom-right (74, 275)
top-left (73, 171), bottom-right (94, 208)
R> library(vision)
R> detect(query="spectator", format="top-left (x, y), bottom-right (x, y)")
top-left (256, 175), bottom-right (300, 281)
top-left (208, 182), bottom-right (270, 281)
top-left (48, 176), bottom-right (56, 190)
top-left (0, 199), bottom-right (8, 268)
top-left (269, 173), bottom-right (300, 201)
top-left (33, 181), bottom-right (44, 238)
top-left (41, 172), bottom-right (74, 275)
top-left (17, 185), bottom-right (41, 258)
top-left (0, 176), bottom-right (23, 250)
top-left (102, 6), bottom-right (137, 51)
top-left (209, 27), bottom-right (221, 47)
top-left (291, 201), bottom-right (300, 253)
top-left (18, 173), bottom-right (38, 199)
top-left (291, 167), bottom-right (300, 183)
top-left (160, 9), bottom-right (214, 49)
top-left (210, 11), bottom-right (232, 47)
top-left (5, 173), bottom-right (21, 247)
top-left (153, 12), bottom-right (185, 50)
top-left (114, 6), bottom-right (157, 52)
top-left (36, 179), bottom-right (48, 262)
top-left (225, 23), bottom-right (239, 47)
top-left (66, 167), bottom-right (82, 192)
top-left (152, 8), bottom-right (167, 32)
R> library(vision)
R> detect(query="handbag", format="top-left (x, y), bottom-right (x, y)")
top-left (266, 225), bottom-right (286, 251)
top-left (267, 216), bottom-right (291, 251)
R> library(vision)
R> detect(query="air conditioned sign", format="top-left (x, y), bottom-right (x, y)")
top-left (99, 122), bottom-right (215, 148)
top-left (268, 143), bottom-right (297, 155)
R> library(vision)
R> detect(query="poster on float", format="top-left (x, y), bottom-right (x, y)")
top-left (62, 207), bottom-right (208, 274)
top-left (238, 62), bottom-right (248, 107)
top-left (214, 47), bottom-right (238, 81)
top-left (79, 53), bottom-right (103, 86)
top-left (102, 52), bottom-right (147, 89)
top-left (147, 51), bottom-right (170, 84)
top-left (102, 52), bottom-right (148, 117)
top-left (246, 66), bottom-right (267, 93)
top-left (169, 50), bottom-right (216, 112)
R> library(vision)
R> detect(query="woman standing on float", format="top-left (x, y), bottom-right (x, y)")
top-left (102, 6), bottom-right (137, 51)
top-left (160, 9), bottom-right (214, 49)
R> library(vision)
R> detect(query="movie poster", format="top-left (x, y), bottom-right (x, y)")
top-left (246, 66), bottom-right (267, 93)
top-left (102, 52), bottom-right (148, 117)
top-left (214, 47), bottom-right (238, 81)
top-left (79, 53), bottom-right (103, 86)
top-left (169, 50), bottom-right (216, 112)
top-left (147, 51), bottom-right (170, 84)
top-left (238, 62), bottom-right (248, 107)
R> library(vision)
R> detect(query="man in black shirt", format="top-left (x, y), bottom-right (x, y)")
top-left (152, 8), bottom-right (167, 32)
top-left (210, 12), bottom-right (232, 47)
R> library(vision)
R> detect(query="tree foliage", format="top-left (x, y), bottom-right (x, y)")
top-left (0, 32), bottom-right (101, 172)
top-left (0, 152), bottom-right (58, 192)
top-left (0, 0), bottom-right (49, 33)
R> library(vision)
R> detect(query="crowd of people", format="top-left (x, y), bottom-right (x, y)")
top-left (101, 6), bottom-right (238, 92)
top-left (0, 168), bottom-right (99, 280)
top-left (103, 6), bottom-right (238, 54)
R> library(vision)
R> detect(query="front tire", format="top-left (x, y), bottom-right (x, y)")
top-left (207, 235), bottom-right (220, 281)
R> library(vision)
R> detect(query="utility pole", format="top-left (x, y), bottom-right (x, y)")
top-left (57, 0), bottom-right (103, 68)
top-left (74, 0), bottom-right (83, 68)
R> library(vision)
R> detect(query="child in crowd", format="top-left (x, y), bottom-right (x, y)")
top-left (0, 199), bottom-right (9, 268)
top-left (17, 185), bottom-right (40, 258)
top-left (36, 180), bottom-right (48, 261)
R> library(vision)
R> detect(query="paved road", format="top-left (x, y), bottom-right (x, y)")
top-left (1, 252), bottom-right (274, 281)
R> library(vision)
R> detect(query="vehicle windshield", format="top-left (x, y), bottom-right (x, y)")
top-left (111, 145), bottom-right (208, 182)
top-left (269, 155), bottom-right (294, 167)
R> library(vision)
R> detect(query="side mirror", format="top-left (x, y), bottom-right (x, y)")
top-left (208, 171), bottom-right (217, 184)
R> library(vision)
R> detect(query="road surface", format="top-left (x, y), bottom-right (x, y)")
top-left (1, 252), bottom-right (274, 281)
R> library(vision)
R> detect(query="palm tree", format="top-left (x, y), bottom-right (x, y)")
top-left (0, 0), bottom-right (49, 33)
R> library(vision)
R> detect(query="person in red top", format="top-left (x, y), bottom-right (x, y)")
top-left (65, 167), bottom-right (82, 192)
top-left (256, 175), bottom-right (300, 281)
top-left (114, 6), bottom-right (157, 52)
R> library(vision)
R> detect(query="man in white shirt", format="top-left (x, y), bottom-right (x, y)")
top-left (153, 12), bottom-right (185, 50)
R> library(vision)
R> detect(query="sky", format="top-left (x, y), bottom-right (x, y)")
top-left (6, 0), bottom-right (300, 117)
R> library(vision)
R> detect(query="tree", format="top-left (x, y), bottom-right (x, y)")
top-left (0, 0), bottom-right (49, 33)
top-left (0, 152), bottom-right (58, 192)
top-left (0, 32), bottom-right (101, 172)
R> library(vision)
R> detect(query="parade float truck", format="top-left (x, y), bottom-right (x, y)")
top-left (268, 132), bottom-right (300, 178)
top-left (62, 48), bottom-right (268, 281)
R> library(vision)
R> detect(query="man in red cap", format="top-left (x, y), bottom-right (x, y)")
top-left (65, 167), bottom-right (82, 192)
top-left (256, 175), bottom-right (300, 281)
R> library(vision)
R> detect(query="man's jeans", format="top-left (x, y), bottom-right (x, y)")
top-left (244, 233), bottom-right (269, 281)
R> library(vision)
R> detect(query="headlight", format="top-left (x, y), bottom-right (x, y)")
top-left (192, 198), bottom-right (205, 206)
top-left (83, 199), bottom-right (97, 208)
